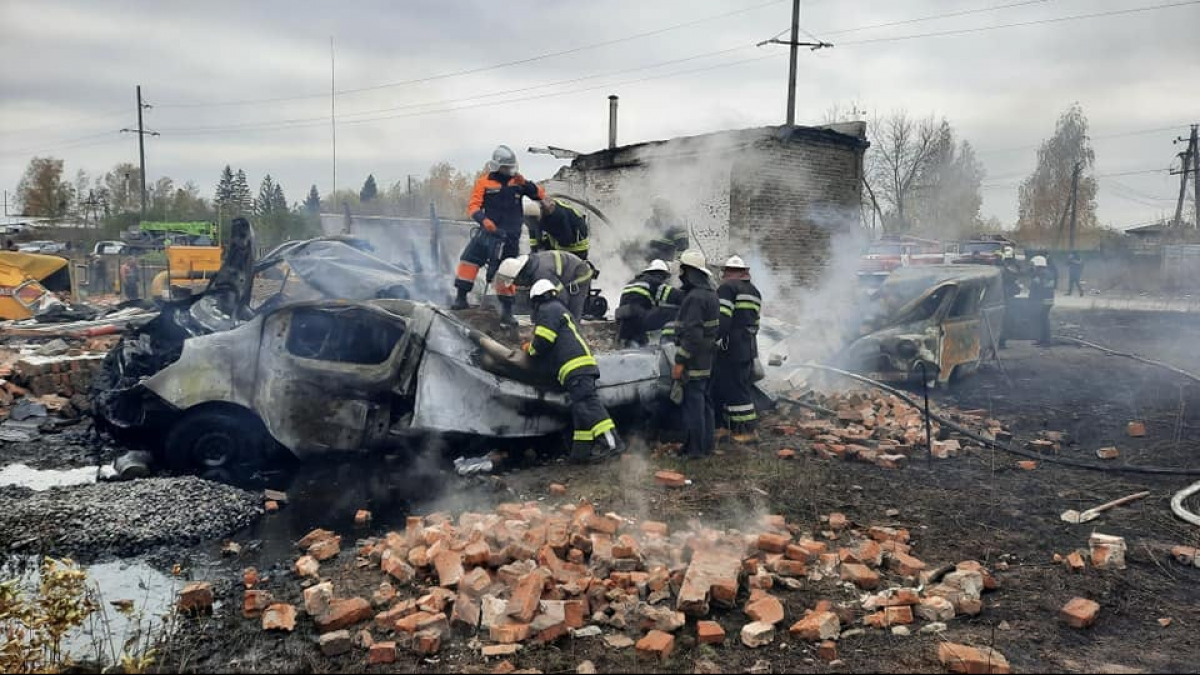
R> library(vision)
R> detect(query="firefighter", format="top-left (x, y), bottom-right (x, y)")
top-left (616, 259), bottom-right (672, 348)
top-left (712, 255), bottom-right (761, 443)
top-left (452, 145), bottom-right (545, 325)
top-left (647, 278), bottom-right (684, 344)
top-left (526, 278), bottom-right (622, 463)
top-left (997, 250), bottom-right (1021, 350)
top-left (120, 256), bottom-right (142, 301)
top-left (672, 249), bottom-right (720, 458)
top-left (495, 250), bottom-right (594, 321)
top-left (645, 198), bottom-right (689, 262)
top-left (1029, 255), bottom-right (1055, 346)
top-left (526, 198), bottom-right (590, 260)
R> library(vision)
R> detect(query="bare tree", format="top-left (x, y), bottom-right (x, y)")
top-left (867, 111), bottom-right (942, 232)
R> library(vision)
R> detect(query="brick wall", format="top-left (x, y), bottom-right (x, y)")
top-left (546, 125), bottom-right (865, 293)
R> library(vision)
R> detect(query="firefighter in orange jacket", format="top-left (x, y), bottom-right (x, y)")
top-left (452, 145), bottom-right (545, 326)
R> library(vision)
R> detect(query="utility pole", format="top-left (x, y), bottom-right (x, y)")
top-left (1170, 126), bottom-right (1197, 229)
top-left (757, 1), bottom-right (832, 126)
top-left (1194, 125), bottom-right (1199, 229)
top-left (331, 38), bottom-right (337, 200)
top-left (120, 85), bottom-right (158, 222)
top-left (786, 0), bottom-right (800, 126)
top-left (1068, 161), bottom-right (1081, 250)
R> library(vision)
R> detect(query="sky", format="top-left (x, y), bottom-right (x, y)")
top-left (1, 0), bottom-right (1197, 230)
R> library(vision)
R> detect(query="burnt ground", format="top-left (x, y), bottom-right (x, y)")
top-left (2, 305), bottom-right (1198, 673)
top-left (139, 307), bottom-right (1200, 675)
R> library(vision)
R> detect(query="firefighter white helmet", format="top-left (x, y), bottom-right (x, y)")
top-left (723, 255), bottom-right (749, 270)
top-left (530, 279), bottom-right (558, 300)
top-left (643, 259), bottom-right (670, 274)
top-left (496, 255), bottom-right (528, 283)
top-left (522, 197), bottom-right (541, 218)
top-left (1031, 255), bottom-right (1048, 268)
top-left (492, 145), bottom-right (518, 170)
top-left (678, 249), bottom-right (711, 275)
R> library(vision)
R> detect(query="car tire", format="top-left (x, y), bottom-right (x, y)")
top-left (164, 407), bottom-right (267, 479)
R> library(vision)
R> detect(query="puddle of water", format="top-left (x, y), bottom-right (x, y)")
top-left (1, 555), bottom-right (180, 664)
top-left (0, 462), bottom-right (98, 490)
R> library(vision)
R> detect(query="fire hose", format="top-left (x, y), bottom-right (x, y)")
top-left (785, 363), bottom-right (1200, 477)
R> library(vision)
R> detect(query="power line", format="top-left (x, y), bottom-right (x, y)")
top-left (158, 44), bottom-right (757, 134)
top-left (816, 0), bottom-right (1059, 37)
top-left (160, 51), bottom-right (783, 137)
top-left (977, 124), bottom-right (1191, 155)
top-left (0, 109), bottom-right (126, 138)
top-left (836, 1), bottom-right (1200, 46)
top-left (154, 0), bottom-right (786, 109)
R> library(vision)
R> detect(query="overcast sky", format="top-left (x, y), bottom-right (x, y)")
top-left (2, 0), bottom-right (1197, 229)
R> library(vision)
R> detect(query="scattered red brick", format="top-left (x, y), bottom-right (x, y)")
top-left (315, 598), bottom-right (374, 633)
top-left (839, 563), bottom-right (880, 590)
top-left (697, 620), bottom-right (725, 645)
top-left (262, 603), bottom-right (297, 632)
top-left (777, 448), bottom-right (796, 460)
top-left (354, 510), bottom-right (372, 527)
top-left (1170, 545), bottom-right (1198, 567)
top-left (757, 533), bottom-right (791, 554)
top-left (1060, 597), bottom-right (1100, 628)
top-left (938, 642), bottom-right (1011, 674)
top-left (1095, 447), bottom-right (1120, 460)
top-left (828, 513), bottom-right (848, 531)
top-left (243, 590), bottom-right (273, 619)
top-left (818, 640), bottom-right (838, 662)
top-left (745, 595), bottom-right (785, 625)
top-left (789, 610), bottom-right (840, 641)
top-left (265, 500), bottom-right (280, 513)
top-left (1090, 533), bottom-right (1127, 570)
top-left (367, 641), bottom-right (396, 664)
top-left (1065, 551), bottom-right (1086, 572)
top-left (1127, 421), bottom-right (1146, 437)
top-left (654, 470), bottom-right (686, 488)
top-left (1017, 460), bottom-right (1038, 470)
top-left (549, 483), bottom-right (568, 496)
top-left (178, 582), bottom-right (213, 615)
top-left (635, 630), bottom-right (675, 661)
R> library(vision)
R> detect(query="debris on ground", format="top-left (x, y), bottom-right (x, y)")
top-left (0, 476), bottom-right (263, 558)
top-left (773, 389), bottom-right (1012, 469)
top-left (251, 500), bottom-right (1003, 665)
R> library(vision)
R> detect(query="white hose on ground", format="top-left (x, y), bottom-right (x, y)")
top-left (1172, 479), bottom-right (1200, 526)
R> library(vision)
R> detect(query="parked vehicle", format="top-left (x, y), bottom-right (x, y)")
top-left (858, 235), bottom-right (946, 283)
top-left (951, 235), bottom-right (1018, 265)
top-left (17, 240), bottom-right (67, 254)
top-left (92, 240), bottom-right (127, 256)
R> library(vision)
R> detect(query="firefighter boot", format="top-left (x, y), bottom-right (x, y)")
top-left (451, 288), bottom-right (470, 310)
top-left (589, 430), bottom-right (625, 463)
top-left (498, 297), bottom-right (517, 328)
top-left (569, 440), bottom-right (594, 464)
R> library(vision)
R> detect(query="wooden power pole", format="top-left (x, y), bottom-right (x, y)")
top-left (120, 85), bottom-right (158, 222)
top-left (1172, 124), bottom-right (1198, 228)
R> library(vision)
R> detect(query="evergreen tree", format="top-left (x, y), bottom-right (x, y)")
top-left (360, 174), bottom-right (378, 202)
top-left (215, 165), bottom-right (235, 208)
top-left (304, 185), bottom-right (321, 214)
top-left (271, 182), bottom-right (288, 213)
top-left (255, 174), bottom-right (278, 216)
top-left (233, 169), bottom-right (253, 215)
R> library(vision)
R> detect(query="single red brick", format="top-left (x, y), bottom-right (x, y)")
top-left (828, 513), bottom-right (848, 531)
top-left (549, 483), bottom-right (568, 496)
top-left (315, 597), bottom-right (373, 633)
top-left (354, 509), bottom-right (372, 527)
top-left (506, 571), bottom-right (547, 623)
top-left (840, 563), bottom-right (880, 590)
top-left (654, 470), bottom-right (686, 488)
top-left (885, 605), bottom-right (914, 625)
top-left (368, 641), bottom-right (396, 664)
top-left (262, 603), bottom-right (297, 631)
top-left (939, 642), bottom-right (1011, 674)
top-left (777, 448), bottom-right (796, 460)
top-left (889, 551), bottom-right (927, 577)
top-left (635, 629), bottom-right (675, 661)
top-left (265, 500), bottom-right (280, 513)
top-left (818, 640), bottom-right (838, 662)
top-left (242, 590), bottom-right (273, 619)
top-left (1060, 597), bottom-right (1100, 629)
top-left (697, 620), bottom-right (725, 645)
top-left (757, 532), bottom-right (791, 554)
top-left (1127, 421), bottom-right (1146, 437)
top-left (745, 595), bottom-right (785, 625)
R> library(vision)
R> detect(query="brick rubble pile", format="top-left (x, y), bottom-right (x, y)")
top-left (232, 501), bottom-right (1010, 668)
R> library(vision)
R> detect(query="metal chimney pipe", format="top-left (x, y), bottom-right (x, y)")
top-left (608, 95), bottom-right (619, 149)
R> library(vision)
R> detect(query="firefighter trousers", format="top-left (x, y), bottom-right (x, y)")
top-left (455, 230), bottom-right (519, 294)
top-left (712, 357), bottom-right (758, 434)
top-left (566, 374), bottom-right (616, 451)
top-left (681, 376), bottom-right (715, 458)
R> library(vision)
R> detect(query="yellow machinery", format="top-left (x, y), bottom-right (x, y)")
top-left (150, 245), bottom-right (223, 300)
top-left (0, 252), bottom-right (76, 320)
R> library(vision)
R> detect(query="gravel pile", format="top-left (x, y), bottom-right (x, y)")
top-left (0, 476), bottom-right (262, 558)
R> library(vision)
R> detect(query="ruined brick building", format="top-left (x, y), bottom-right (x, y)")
top-left (544, 122), bottom-right (869, 290)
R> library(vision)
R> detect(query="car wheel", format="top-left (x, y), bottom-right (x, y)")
top-left (165, 407), bottom-right (267, 479)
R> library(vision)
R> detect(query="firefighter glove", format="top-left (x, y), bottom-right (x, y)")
top-left (482, 218), bottom-right (498, 233)
top-left (671, 363), bottom-right (685, 381)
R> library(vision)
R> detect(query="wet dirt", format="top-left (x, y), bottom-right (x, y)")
top-left (4, 306), bottom-right (1199, 673)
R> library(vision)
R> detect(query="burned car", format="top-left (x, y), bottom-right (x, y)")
top-left (836, 265), bottom-right (1005, 386)
top-left (93, 236), bottom-right (669, 477)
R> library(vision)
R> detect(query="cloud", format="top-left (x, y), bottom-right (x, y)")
top-left (1, 0), bottom-right (1197, 231)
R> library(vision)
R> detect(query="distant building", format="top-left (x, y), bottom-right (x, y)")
top-left (544, 123), bottom-right (869, 289)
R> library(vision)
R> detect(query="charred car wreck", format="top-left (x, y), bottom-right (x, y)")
top-left (836, 265), bottom-right (1005, 386)
top-left (93, 234), bottom-right (668, 477)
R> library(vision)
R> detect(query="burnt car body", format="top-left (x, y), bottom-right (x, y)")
top-left (93, 236), bottom-right (669, 476)
top-left (836, 265), bottom-right (1005, 386)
